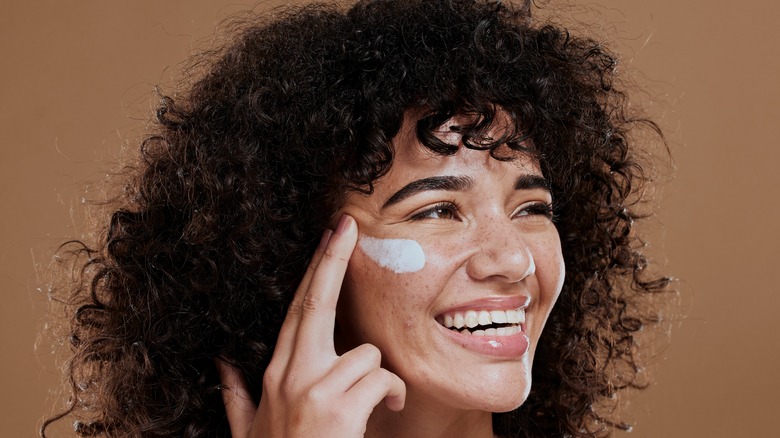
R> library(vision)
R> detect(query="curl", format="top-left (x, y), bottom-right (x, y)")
top-left (44, 1), bottom-right (672, 436)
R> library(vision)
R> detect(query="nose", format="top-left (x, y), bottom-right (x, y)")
top-left (465, 219), bottom-right (536, 283)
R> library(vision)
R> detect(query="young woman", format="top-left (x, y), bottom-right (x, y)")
top-left (44, 0), bottom-right (671, 436)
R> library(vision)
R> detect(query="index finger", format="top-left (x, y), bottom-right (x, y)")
top-left (293, 214), bottom-right (357, 354)
top-left (272, 228), bottom-right (333, 361)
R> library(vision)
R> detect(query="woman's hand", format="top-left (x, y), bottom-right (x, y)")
top-left (216, 215), bottom-right (406, 437)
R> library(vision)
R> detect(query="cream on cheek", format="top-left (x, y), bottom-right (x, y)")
top-left (358, 235), bottom-right (426, 273)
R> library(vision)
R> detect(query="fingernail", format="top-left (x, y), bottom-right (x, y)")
top-left (335, 214), bottom-right (352, 235)
top-left (318, 229), bottom-right (333, 249)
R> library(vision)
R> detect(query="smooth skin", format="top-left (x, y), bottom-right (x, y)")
top-left (217, 113), bottom-right (564, 438)
top-left (217, 215), bottom-right (406, 438)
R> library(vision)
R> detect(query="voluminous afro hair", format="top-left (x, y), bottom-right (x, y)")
top-left (44, 0), bottom-right (671, 436)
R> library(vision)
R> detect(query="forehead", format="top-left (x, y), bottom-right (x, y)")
top-left (337, 113), bottom-right (546, 219)
top-left (380, 112), bottom-right (543, 189)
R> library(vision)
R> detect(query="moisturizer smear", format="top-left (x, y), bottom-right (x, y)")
top-left (359, 236), bottom-right (426, 273)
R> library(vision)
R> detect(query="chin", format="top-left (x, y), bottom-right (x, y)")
top-left (470, 363), bottom-right (533, 413)
top-left (489, 385), bottom-right (531, 413)
top-left (470, 380), bottom-right (530, 413)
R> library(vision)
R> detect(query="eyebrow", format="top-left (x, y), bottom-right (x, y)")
top-left (382, 173), bottom-right (551, 209)
top-left (383, 176), bottom-right (473, 208)
top-left (514, 174), bottom-right (551, 192)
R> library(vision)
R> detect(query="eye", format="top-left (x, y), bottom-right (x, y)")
top-left (410, 202), bottom-right (461, 221)
top-left (514, 202), bottom-right (554, 221)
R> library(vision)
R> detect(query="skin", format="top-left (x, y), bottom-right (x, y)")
top-left (218, 217), bottom-right (406, 438)
top-left (218, 113), bottom-right (565, 438)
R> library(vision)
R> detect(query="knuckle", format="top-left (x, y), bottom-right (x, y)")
top-left (300, 293), bottom-right (320, 313)
top-left (373, 368), bottom-right (401, 394)
top-left (321, 246), bottom-right (349, 263)
top-left (321, 246), bottom-right (338, 260)
top-left (262, 368), bottom-right (278, 388)
top-left (264, 364), bottom-right (306, 402)
top-left (304, 384), bottom-right (329, 407)
top-left (373, 368), bottom-right (392, 386)
top-left (262, 362), bottom-right (284, 390)
top-left (300, 261), bottom-right (319, 281)
top-left (360, 369), bottom-right (388, 394)
top-left (305, 259), bottom-right (319, 274)
top-left (356, 343), bottom-right (382, 365)
top-left (286, 300), bottom-right (303, 317)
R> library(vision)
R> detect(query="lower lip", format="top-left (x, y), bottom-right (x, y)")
top-left (437, 323), bottom-right (530, 358)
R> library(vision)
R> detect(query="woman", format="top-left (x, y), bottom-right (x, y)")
top-left (44, 0), bottom-right (671, 436)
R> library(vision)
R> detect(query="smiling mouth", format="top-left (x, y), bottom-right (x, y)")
top-left (436, 309), bottom-right (525, 336)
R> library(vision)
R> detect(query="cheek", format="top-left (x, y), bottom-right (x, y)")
top-left (358, 236), bottom-right (426, 273)
top-left (531, 235), bottom-right (565, 306)
top-left (341, 249), bottom-right (417, 332)
top-left (342, 237), bottom-right (454, 323)
top-left (347, 236), bottom-right (429, 312)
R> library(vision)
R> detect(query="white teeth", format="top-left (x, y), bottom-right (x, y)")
top-left (490, 310), bottom-right (507, 324)
top-left (453, 313), bottom-right (465, 329)
top-left (506, 309), bottom-right (525, 324)
top-left (439, 307), bottom-right (526, 335)
top-left (465, 310), bottom-right (479, 328)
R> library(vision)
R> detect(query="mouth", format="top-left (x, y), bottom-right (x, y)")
top-left (436, 308), bottom-right (525, 336)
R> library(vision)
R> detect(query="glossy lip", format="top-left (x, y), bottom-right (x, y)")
top-left (434, 295), bottom-right (531, 358)
top-left (436, 320), bottom-right (529, 358)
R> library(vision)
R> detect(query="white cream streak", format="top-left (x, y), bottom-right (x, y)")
top-left (359, 236), bottom-right (426, 273)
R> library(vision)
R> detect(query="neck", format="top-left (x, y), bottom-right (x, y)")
top-left (365, 391), bottom-right (495, 438)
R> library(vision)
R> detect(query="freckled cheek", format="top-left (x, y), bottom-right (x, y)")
top-left (344, 255), bottom-right (387, 305)
top-left (343, 253), bottom-right (417, 324)
top-left (344, 244), bottom-right (455, 320)
top-left (419, 238), bottom-right (471, 272)
top-left (528, 237), bottom-right (565, 306)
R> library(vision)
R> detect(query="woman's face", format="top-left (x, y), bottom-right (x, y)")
top-left (335, 114), bottom-right (565, 413)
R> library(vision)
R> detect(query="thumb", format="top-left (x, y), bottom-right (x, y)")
top-left (216, 359), bottom-right (257, 438)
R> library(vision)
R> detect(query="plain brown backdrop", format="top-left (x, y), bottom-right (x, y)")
top-left (2, 1), bottom-right (778, 436)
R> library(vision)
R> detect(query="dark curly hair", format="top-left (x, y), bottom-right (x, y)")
top-left (43, 0), bottom-right (671, 436)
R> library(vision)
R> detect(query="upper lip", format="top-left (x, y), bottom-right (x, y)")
top-left (434, 295), bottom-right (531, 318)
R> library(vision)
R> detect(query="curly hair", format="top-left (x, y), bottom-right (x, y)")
top-left (43, 0), bottom-right (671, 436)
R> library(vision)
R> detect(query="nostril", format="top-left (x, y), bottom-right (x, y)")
top-left (524, 256), bottom-right (536, 278)
top-left (465, 244), bottom-right (535, 283)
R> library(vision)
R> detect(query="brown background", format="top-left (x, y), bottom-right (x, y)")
top-left (2, 1), bottom-right (778, 436)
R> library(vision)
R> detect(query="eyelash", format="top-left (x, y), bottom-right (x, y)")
top-left (517, 202), bottom-right (555, 220)
top-left (409, 201), bottom-right (555, 221)
top-left (410, 201), bottom-right (460, 221)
